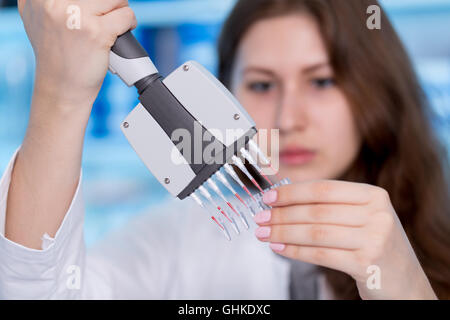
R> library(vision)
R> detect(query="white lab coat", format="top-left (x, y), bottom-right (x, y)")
top-left (0, 148), bottom-right (331, 299)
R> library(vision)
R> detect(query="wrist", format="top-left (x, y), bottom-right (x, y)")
top-left (34, 71), bottom-right (99, 113)
top-left (28, 82), bottom-right (94, 142)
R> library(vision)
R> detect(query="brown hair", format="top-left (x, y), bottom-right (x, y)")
top-left (218, 0), bottom-right (450, 299)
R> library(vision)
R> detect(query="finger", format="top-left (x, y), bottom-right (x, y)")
top-left (89, 0), bottom-right (129, 15)
top-left (269, 243), bottom-right (359, 277)
top-left (263, 180), bottom-right (374, 207)
top-left (17, 0), bottom-right (26, 16)
top-left (255, 224), bottom-right (364, 250)
top-left (254, 204), bottom-right (367, 227)
top-left (101, 6), bottom-right (137, 40)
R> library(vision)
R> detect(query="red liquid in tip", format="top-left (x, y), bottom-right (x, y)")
top-left (234, 193), bottom-right (248, 208)
top-left (267, 165), bottom-right (282, 182)
top-left (211, 216), bottom-right (224, 230)
top-left (242, 185), bottom-right (256, 201)
top-left (261, 173), bottom-right (274, 186)
top-left (251, 179), bottom-right (265, 193)
top-left (227, 202), bottom-right (239, 215)
top-left (217, 206), bottom-right (232, 223)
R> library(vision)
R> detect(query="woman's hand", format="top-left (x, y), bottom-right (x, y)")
top-left (5, 0), bottom-right (137, 250)
top-left (254, 180), bottom-right (437, 299)
top-left (18, 0), bottom-right (137, 108)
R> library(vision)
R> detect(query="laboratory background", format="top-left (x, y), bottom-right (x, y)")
top-left (0, 0), bottom-right (449, 246)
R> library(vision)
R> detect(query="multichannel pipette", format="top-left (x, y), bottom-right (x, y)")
top-left (110, 30), bottom-right (288, 241)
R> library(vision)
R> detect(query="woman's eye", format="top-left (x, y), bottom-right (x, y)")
top-left (311, 78), bottom-right (335, 89)
top-left (247, 81), bottom-right (274, 93)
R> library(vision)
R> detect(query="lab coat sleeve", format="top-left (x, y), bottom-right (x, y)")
top-left (0, 147), bottom-right (87, 299)
top-left (0, 147), bottom-right (184, 300)
top-left (83, 199), bottom-right (185, 299)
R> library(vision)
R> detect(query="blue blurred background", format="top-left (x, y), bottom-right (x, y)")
top-left (0, 0), bottom-right (449, 246)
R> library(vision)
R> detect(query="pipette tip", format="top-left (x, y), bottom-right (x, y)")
top-left (218, 206), bottom-right (232, 223)
top-left (212, 216), bottom-right (231, 241)
top-left (251, 179), bottom-right (264, 193)
top-left (242, 185), bottom-right (256, 201)
top-left (234, 193), bottom-right (248, 208)
top-left (260, 173), bottom-right (274, 186)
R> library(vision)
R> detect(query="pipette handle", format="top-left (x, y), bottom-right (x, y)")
top-left (109, 31), bottom-right (159, 87)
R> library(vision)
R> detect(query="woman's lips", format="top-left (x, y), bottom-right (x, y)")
top-left (279, 147), bottom-right (316, 165)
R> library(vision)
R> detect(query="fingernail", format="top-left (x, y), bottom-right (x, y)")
top-left (262, 190), bottom-right (277, 204)
top-left (269, 243), bottom-right (286, 252)
top-left (255, 226), bottom-right (271, 238)
top-left (254, 210), bottom-right (271, 224)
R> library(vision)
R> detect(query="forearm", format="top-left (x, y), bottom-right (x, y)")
top-left (6, 0), bottom-right (136, 251)
top-left (5, 85), bottom-right (91, 250)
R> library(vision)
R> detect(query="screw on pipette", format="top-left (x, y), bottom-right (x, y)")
top-left (231, 155), bottom-right (265, 194)
top-left (207, 178), bottom-right (249, 230)
top-left (198, 185), bottom-right (240, 235)
top-left (215, 171), bottom-right (248, 209)
top-left (240, 147), bottom-right (274, 186)
top-left (223, 163), bottom-right (257, 202)
top-left (190, 193), bottom-right (231, 241)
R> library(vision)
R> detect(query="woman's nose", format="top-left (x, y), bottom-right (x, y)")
top-left (275, 85), bottom-right (308, 132)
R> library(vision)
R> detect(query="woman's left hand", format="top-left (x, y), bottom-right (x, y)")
top-left (254, 180), bottom-right (437, 299)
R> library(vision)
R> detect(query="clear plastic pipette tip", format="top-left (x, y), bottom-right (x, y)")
top-left (214, 215), bottom-right (232, 241)
top-left (216, 171), bottom-right (249, 209)
top-left (248, 140), bottom-right (279, 176)
top-left (207, 178), bottom-right (249, 230)
top-left (198, 185), bottom-right (240, 235)
top-left (248, 140), bottom-right (271, 165)
top-left (223, 163), bottom-right (258, 202)
top-left (190, 193), bottom-right (231, 241)
top-left (231, 155), bottom-right (265, 193)
top-left (190, 193), bottom-right (204, 208)
top-left (240, 147), bottom-right (274, 186)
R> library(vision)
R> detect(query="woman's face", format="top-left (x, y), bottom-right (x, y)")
top-left (231, 14), bottom-right (361, 182)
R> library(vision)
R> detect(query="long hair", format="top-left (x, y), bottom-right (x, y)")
top-left (218, 0), bottom-right (450, 299)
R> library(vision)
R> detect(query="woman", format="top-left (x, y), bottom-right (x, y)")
top-left (217, 0), bottom-right (450, 299)
top-left (0, 0), bottom-right (448, 299)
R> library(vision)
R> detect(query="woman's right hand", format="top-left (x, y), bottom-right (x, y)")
top-left (5, 1), bottom-right (137, 250)
top-left (18, 0), bottom-right (137, 109)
